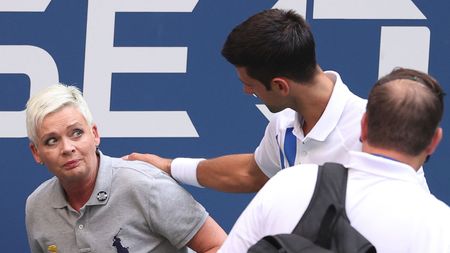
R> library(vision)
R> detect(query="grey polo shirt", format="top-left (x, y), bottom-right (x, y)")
top-left (26, 152), bottom-right (208, 253)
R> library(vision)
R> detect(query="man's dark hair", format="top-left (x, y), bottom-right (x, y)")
top-left (366, 68), bottom-right (445, 156)
top-left (221, 9), bottom-right (317, 90)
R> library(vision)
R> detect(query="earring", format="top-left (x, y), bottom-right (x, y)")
top-left (39, 162), bottom-right (44, 165)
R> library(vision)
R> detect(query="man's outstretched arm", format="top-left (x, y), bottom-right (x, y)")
top-left (124, 153), bottom-right (269, 193)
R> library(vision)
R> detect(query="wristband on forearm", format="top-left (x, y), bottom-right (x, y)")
top-left (171, 158), bottom-right (205, 188)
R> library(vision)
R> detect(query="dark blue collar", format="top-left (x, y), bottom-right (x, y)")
top-left (369, 153), bottom-right (400, 162)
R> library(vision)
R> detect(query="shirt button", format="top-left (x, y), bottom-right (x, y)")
top-left (301, 151), bottom-right (308, 156)
top-left (79, 224), bottom-right (84, 230)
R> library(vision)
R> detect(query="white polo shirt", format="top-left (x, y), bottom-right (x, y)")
top-left (253, 71), bottom-right (429, 191)
top-left (254, 71), bottom-right (366, 177)
top-left (219, 151), bottom-right (450, 253)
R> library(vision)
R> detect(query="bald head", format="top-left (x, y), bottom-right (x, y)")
top-left (366, 68), bottom-right (445, 156)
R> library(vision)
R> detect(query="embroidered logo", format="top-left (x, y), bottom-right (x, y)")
top-left (112, 228), bottom-right (129, 253)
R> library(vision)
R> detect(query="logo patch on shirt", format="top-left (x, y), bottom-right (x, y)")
top-left (112, 228), bottom-right (129, 253)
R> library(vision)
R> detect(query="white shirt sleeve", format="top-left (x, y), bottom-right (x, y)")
top-left (254, 118), bottom-right (283, 178)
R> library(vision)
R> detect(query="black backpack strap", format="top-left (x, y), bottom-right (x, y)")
top-left (291, 162), bottom-right (348, 242)
top-left (248, 162), bottom-right (376, 253)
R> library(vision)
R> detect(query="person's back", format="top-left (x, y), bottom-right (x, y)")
top-left (219, 158), bottom-right (450, 252)
top-left (345, 153), bottom-right (450, 252)
top-left (344, 67), bottom-right (449, 252)
top-left (219, 68), bottom-right (450, 252)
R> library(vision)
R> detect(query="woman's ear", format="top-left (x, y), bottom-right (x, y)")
top-left (29, 143), bottom-right (42, 164)
top-left (91, 124), bottom-right (101, 147)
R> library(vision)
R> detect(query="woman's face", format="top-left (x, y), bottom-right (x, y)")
top-left (30, 106), bottom-right (100, 185)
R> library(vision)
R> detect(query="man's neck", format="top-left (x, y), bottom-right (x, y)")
top-left (362, 144), bottom-right (424, 171)
top-left (293, 71), bottom-right (334, 135)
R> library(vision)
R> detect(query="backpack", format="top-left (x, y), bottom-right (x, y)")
top-left (248, 162), bottom-right (376, 253)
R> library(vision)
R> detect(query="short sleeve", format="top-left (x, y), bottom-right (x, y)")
top-left (147, 174), bottom-right (208, 249)
top-left (26, 196), bottom-right (42, 253)
top-left (254, 118), bottom-right (283, 178)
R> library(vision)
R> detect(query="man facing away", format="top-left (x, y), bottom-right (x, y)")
top-left (218, 68), bottom-right (450, 253)
top-left (124, 9), bottom-right (428, 193)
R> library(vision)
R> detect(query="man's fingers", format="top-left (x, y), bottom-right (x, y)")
top-left (122, 152), bottom-right (144, 161)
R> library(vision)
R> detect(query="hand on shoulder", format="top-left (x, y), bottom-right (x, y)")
top-left (123, 152), bottom-right (172, 175)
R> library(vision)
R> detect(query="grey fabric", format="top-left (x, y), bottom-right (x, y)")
top-left (26, 152), bottom-right (208, 253)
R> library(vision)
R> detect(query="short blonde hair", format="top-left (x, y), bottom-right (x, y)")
top-left (25, 84), bottom-right (94, 145)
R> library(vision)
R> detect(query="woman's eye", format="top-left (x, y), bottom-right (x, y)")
top-left (45, 138), bottom-right (57, 146)
top-left (73, 129), bottom-right (84, 137)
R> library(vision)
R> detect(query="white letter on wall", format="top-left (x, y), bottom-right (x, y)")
top-left (313, 0), bottom-right (425, 19)
top-left (0, 0), bottom-right (51, 12)
top-left (84, 0), bottom-right (200, 137)
top-left (0, 46), bottom-right (58, 137)
top-left (378, 26), bottom-right (430, 77)
top-left (0, 0), bottom-right (58, 138)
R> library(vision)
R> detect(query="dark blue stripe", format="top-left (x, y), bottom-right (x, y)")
top-left (284, 127), bottom-right (296, 167)
top-left (276, 135), bottom-right (285, 169)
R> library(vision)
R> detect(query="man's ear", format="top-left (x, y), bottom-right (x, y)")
top-left (360, 113), bottom-right (368, 142)
top-left (29, 143), bottom-right (42, 164)
top-left (271, 77), bottom-right (290, 95)
top-left (425, 127), bottom-right (443, 155)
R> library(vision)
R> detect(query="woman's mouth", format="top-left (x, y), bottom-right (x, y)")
top-left (63, 160), bottom-right (80, 170)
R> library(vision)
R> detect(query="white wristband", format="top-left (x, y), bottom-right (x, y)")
top-left (171, 158), bottom-right (205, 188)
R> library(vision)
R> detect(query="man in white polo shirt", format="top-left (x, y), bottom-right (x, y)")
top-left (218, 68), bottom-right (450, 253)
top-left (124, 9), bottom-right (427, 193)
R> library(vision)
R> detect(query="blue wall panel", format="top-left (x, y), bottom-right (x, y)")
top-left (0, 0), bottom-right (448, 251)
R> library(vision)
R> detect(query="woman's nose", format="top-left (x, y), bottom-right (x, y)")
top-left (61, 138), bottom-right (76, 154)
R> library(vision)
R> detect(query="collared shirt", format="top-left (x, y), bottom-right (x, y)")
top-left (254, 71), bottom-right (367, 177)
top-left (253, 71), bottom-right (429, 192)
top-left (219, 151), bottom-right (450, 253)
top-left (26, 152), bottom-right (208, 253)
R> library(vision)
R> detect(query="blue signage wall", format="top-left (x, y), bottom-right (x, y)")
top-left (0, 0), bottom-right (448, 251)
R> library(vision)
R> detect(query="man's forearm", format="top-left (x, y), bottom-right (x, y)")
top-left (196, 154), bottom-right (269, 192)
